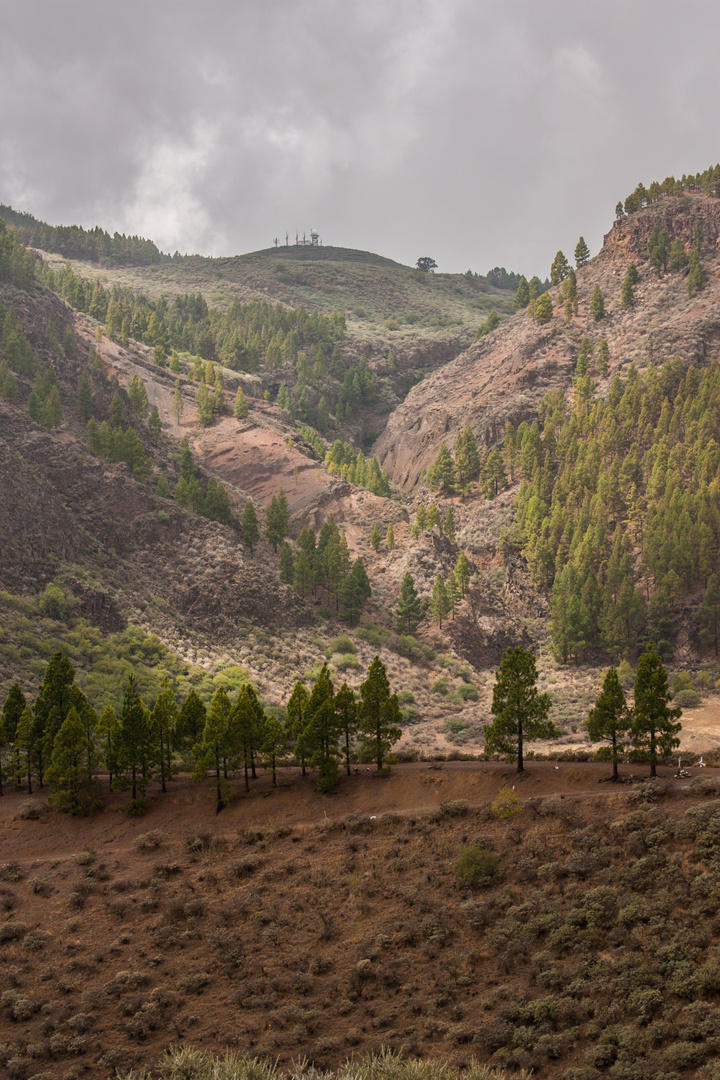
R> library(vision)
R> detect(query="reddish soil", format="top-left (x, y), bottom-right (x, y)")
top-left (0, 760), bottom-right (695, 865)
top-left (0, 763), bottom-right (713, 1079)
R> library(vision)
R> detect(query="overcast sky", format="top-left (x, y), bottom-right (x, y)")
top-left (1, 1), bottom-right (718, 276)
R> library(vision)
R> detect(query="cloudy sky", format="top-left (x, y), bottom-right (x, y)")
top-left (1, 1), bottom-right (718, 276)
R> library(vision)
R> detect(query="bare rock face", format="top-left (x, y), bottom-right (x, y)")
top-left (375, 195), bottom-right (720, 493)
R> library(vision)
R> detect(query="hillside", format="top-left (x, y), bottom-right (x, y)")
top-left (375, 194), bottom-right (720, 491)
top-left (3, 768), bottom-right (720, 1079)
top-left (3, 193), bottom-right (720, 760)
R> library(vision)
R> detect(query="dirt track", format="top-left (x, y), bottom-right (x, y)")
top-left (0, 759), bottom-right (705, 867)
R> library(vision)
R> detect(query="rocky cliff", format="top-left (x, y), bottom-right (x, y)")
top-left (374, 195), bottom-right (720, 492)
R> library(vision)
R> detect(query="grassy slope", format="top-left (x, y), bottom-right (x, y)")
top-left (35, 246), bottom-right (515, 349)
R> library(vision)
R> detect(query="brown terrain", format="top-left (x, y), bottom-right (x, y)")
top-left (1, 762), bottom-right (719, 1079)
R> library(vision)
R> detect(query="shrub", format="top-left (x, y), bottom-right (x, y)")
top-left (398, 689), bottom-right (415, 704)
top-left (491, 788), bottom-right (521, 820)
top-left (133, 830), bottom-right (168, 851)
top-left (445, 716), bottom-right (467, 736)
top-left (18, 800), bottom-right (44, 820)
top-left (332, 652), bottom-right (360, 672)
top-left (0, 922), bottom-right (28, 942)
top-left (455, 845), bottom-right (501, 886)
top-left (456, 683), bottom-right (479, 701)
top-left (440, 799), bottom-right (469, 817)
top-left (432, 677), bottom-right (449, 696)
top-left (675, 690), bottom-right (701, 708)
top-left (673, 671), bottom-right (695, 693)
top-left (75, 851), bottom-right (95, 865)
top-left (326, 634), bottom-right (356, 656)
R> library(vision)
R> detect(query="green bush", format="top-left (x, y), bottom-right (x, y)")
top-left (673, 671), bottom-right (695, 693)
top-left (454, 845), bottom-right (501, 887)
top-left (456, 683), bottom-right (479, 701)
top-left (432, 677), bottom-right (449, 696)
top-left (325, 634), bottom-right (356, 657)
top-left (398, 689), bottom-right (415, 704)
top-left (444, 717), bottom-right (467, 736)
top-left (675, 689), bottom-right (701, 708)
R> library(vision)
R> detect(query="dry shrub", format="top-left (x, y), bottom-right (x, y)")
top-left (133, 830), bottom-right (168, 851)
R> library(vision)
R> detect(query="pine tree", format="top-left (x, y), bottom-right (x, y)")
top-left (128, 374), bottom-right (149, 418)
top-left (687, 248), bottom-right (705, 296)
top-left (590, 286), bottom-right (605, 321)
top-left (576, 337), bottom-right (593, 377)
top-left (1, 683), bottom-right (26, 743)
top-left (286, 682), bottom-right (309, 776)
top-left (14, 705), bottom-right (36, 793)
top-left (513, 276), bottom-right (530, 311)
top-left (196, 381), bottom-right (214, 425)
top-left (550, 251), bottom-right (570, 285)
top-left (598, 338), bottom-right (610, 377)
top-left (446, 570), bottom-right (460, 619)
top-left (77, 371), bottom-right (92, 421)
top-left (386, 523), bottom-right (395, 550)
top-left (234, 387), bottom-right (249, 418)
top-left (335, 683), bottom-right (358, 776)
top-left (574, 236), bottom-right (590, 268)
top-left (175, 690), bottom-right (206, 755)
top-left (95, 705), bottom-right (121, 788)
top-left (305, 665), bottom-right (341, 791)
top-left (148, 405), bottom-right (161, 445)
top-left (169, 350), bottom-right (180, 373)
top-left (632, 644), bottom-right (681, 777)
top-left (370, 523), bottom-right (381, 552)
top-left (426, 503), bottom-right (441, 530)
top-left (455, 550), bottom-right (471, 596)
top-left (150, 678), bottom-right (177, 794)
top-left (194, 686), bottom-right (232, 807)
top-left (444, 507), bottom-right (456, 541)
top-left (621, 273), bottom-right (635, 309)
top-left (294, 552), bottom-right (314, 598)
top-left (341, 558), bottom-right (371, 626)
top-left (358, 657), bottom-right (402, 771)
top-left (484, 647), bottom-right (557, 772)
top-left (242, 500), bottom-right (259, 554)
top-left (534, 293), bottom-right (553, 324)
top-left (117, 674), bottom-right (151, 806)
top-left (35, 650), bottom-right (77, 786)
top-left (485, 447), bottom-right (507, 497)
top-left (587, 668), bottom-right (630, 780)
top-left (230, 684), bottom-right (263, 792)
top-left (454, 426), bottom-right (480, 490)
top-left (395, 572), bottom-right (424, 633)
top-left (172, 380), bottom-right (184, 424)
top-left (565, 267), bottom-right (578, 317)
top-left (668, 239), bottom-right (688, 272)
top-left (426, 442), bottom-right (456, 496)
top-left (260, 714), bottom-right (286, 786)
top-left (429, 576), bottom-right (450, 627)
top-left (279, 542), bottom-right (295, 584)
top-left (47, 707), bottom-right (90, 815)
top-left (265, 489), bottom-right (289, 552)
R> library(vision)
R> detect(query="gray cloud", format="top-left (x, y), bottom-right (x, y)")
top-left (1, 0), bottom-right (718, 275)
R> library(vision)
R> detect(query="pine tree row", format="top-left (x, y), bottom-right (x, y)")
top-left (0, 651), bottom-right (403, 811)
